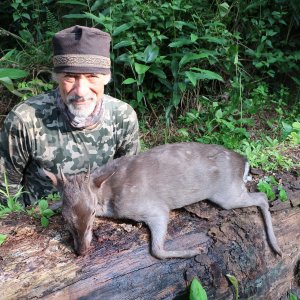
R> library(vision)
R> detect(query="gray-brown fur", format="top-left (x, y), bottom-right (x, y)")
top-left (44, 142), bottom-right (282, 259)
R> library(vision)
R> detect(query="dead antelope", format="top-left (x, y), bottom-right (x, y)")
top-left (44, 142), bottom-right (282, 259)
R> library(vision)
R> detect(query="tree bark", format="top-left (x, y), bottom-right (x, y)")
top-left (0, 196), bottom-right (299, 300)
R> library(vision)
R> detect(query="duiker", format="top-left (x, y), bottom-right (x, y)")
top-left (45, 142), bottom-right (281, 259)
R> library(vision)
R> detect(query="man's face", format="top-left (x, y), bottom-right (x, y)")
top-left (57, 73), bottom-right (108, 118)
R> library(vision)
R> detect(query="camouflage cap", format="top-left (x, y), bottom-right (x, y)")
top-left (52, 25), bottom-right (111, 74)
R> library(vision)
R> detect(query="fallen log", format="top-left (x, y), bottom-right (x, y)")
top-left (0, 195), bottom-right (299, 300)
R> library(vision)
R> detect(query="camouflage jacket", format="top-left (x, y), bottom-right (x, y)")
top-left (0, 89), bottom-right (140, 205)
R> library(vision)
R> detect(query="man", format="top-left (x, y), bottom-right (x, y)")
top-left (0, 25), bottom-right (140, 206)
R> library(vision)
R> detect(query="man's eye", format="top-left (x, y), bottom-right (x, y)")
top-left (89, 74), bottom-right (99, 79)
top-left (64, 75), bottom-right (75, 82)
top-left (87, 75), bottom-right (100, 82)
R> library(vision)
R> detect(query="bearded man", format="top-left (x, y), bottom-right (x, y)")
top-left (0, 25), bottom-right (140, 205)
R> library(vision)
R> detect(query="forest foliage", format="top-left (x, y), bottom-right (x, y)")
top-left (0, 0), bottom-right (299, 170)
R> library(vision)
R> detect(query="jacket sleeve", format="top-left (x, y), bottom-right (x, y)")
top-left (114, 106), bottom-right (140, 159)
top-left (0, 111), bottom-right (31, 205)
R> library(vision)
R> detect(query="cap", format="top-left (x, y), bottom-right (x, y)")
top-left (52, 25), bottom-right (111, 74)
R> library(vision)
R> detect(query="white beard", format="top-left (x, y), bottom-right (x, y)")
top-left (66, 94), bottom-right (97, 118)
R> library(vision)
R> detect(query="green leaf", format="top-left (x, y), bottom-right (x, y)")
top-left (171, 59), bottom-right (179, 79)
top-left (185, 71), bottom-right (198, 86)
top-left (172, 83), bottom-right (181, 106)
top-left (41, 216), bottom-right (49, 227)
top-left (293, 51), bottom-right (300, 60)
top-left (137, 91), bottom-right (144, 103)
top-left (0, 77), bottom-right (14, 91)
top-left (289, 292), bottom-right (297, 300)
top-left (134, 63), bottom-right (150, 75)
top-left (57, 0), bottom-right (88, 5)
top-left (113, 40), bottom-right (133, 50)
top-left (42, 209), bottom-right (55, 218)
top-left (143, 44), bottom-right (159, 63)
top-left (190, 33), bottom-right (198, 42)
top-left (292, 122), bottom-right (300, 131)
top-left (0, 234), bottom-right (7, 246)
top-left (22, 13), bottom-right (31, 20)
top-left (219, 2), bottom-right (230, 17)
top-left (185, 69), bottom-right (224, 86)
top-left (62, 13), bottom-right (88, 19)
top-left (190, 68), bottom-right (224, 81)
top-left (115, 53), bottom-right (133, 64)
top-left (226, 274), bottom-right (239, 300)
top-left (282, 121), bottom-right (293, 135)
top-left (38, 199), bottom-right (48, 211)
top-left (122, 78), bottom-right (137, 85)
top-left (0, 68), bottom-right (28, 79)
top-left (112, 23), bottom-right (133, 36)
top-left (200, 36), bottom-right (226, 45)
top-left (149, 68), bottom-right (167, 79)
top-left (291, 76), bottom-right (300, 86)
top-left (179, 53), bottom-right (210, 68)
top-left (7, 198), bottom-right (14, 210)
top-left (83, 12), bottom-right (106, 24)
top-left (257, 180), bottom-right (276, 201)
top-left (174, 21), bottom-right (197, 30)
top-left (215, 109), bottom-right (223, 120)
top-left (189, 278), bottom-right (208, 300)
top-left (278, 186), bottom-right (288, 202)
top-left (178, 128), bottom-right (190, 137)
top-left (169, 38), bottom-right (193, 48)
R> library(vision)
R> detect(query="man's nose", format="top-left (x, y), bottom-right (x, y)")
top-left (73, 77), bottom-right (90, 96)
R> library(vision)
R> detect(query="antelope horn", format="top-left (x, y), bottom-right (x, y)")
top-left (59, 166), bottom-right (68, 184)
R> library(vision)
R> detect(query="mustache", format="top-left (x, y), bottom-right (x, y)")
top-left (67, 94), bottom-right (96, 103)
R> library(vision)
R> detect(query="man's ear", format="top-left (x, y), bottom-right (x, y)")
top-left (93, 172), bottom-right (115, 188)
top-left (103, 74), bottom-right (111, 85)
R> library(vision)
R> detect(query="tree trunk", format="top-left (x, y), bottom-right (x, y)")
top-left (0, 196), bottom-right (299, 300)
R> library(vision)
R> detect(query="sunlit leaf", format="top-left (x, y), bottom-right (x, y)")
top-left (149, 68), bottom-right (167, 79)
top-left (113, 40), bottom-right (133, 49)
top-left (189, 278), bottom-right (208, 300)
top-left (169, 38), bottom-right (194, 48)
top-left (144, 44), bottom-right (159, 63)
top-left (0, 77), bottom-right (14, 91)
top-left (38, 199), bottom-right (48, 211)
top-left (219, 2), bottom-right (230, 17)
top-left (190, 68), bottom-right (224, 81)
top-left (278, 186), bottom-right (288, 202)
top-left (185, 69), bottom-right (224, 86)
top-left (0, 234), bottom-right (7, 246)
top-left (42, 209), bottom-right (55, 218)
top-left (41, 216), bottom-right (49, 227)
top-left (0, 68), bottom-right (28, 79)
top-left (226, 274), bottom-right (239, 300)
top-left (57, 0), bottom-right (88, 6)
top-left (134, 63), bottom-right (150, 75)
top-left (112, 23), bottom-right (133, 36)
top-left (179, 53), bottom-right (210, 68)
top-left (122, 78), bottom-right (137, 84)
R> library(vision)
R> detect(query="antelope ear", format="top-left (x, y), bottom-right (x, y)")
top-left (93, 172), bottom-right (115, 188)
top-left (43, 169), bottom-right (60, 187)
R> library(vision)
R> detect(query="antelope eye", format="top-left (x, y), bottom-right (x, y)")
top-left (92, 210), bottom-right (96, 215)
